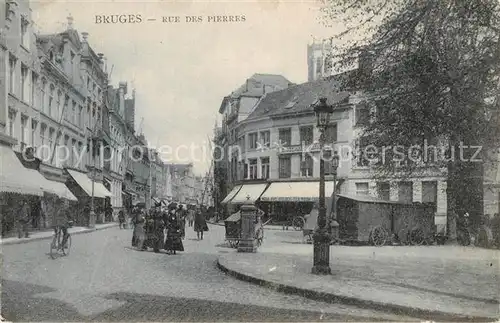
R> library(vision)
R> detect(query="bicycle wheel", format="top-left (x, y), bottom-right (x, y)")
top-left (292, 216), bottom-right (305, 231)
top-left (49, 235), bottom-right (58, 259)
top-left (62, 235), bottom-right (71, 256)
top-left (409, 227), bottom-right (425, 246)
top-left (370, 226), bottom-right (388, 246)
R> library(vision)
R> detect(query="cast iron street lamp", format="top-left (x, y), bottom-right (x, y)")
top-left (311, 97), bottom-right (334, 275)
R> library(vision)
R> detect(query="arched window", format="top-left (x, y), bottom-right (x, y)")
top-left (48, 84), bottom-right (55, 117)
top-left (57, 90), bottom-right (62, 120)
top-left (41, 78), bottom-right (47, 113)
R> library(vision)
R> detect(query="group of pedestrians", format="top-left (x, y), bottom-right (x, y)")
top-left (130, 203), bottom-right (208, 254)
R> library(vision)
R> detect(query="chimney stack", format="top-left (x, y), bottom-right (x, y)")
top-left (67, 15), bottom-right (74, 30)
top-left (97, 53), bottom-right (104, 69)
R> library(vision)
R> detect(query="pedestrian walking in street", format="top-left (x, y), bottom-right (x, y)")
top-left (177, 205), bottom-right (187, 239)
top-left (164, 209), bottom-right (184, 254)
top-left (187, 207), bottom-right (195, 227)
top-left (194, 206), bottom-right (208, 240)
top-left (132, 214), bottom-right (146, 251)
top-left (17, 201), bottom-right (31, 238)
top-left (118, 210), bottom-right (126, 229)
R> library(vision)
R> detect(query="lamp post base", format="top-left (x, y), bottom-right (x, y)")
top-left (88, 211), bottom-right (96, 228)
top-left (312, 229), bottom-right (331, 275)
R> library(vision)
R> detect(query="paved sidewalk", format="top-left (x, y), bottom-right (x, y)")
top-left (0, 223), bottom-right (118, 246)
top-left (218, 238), bottom-right (500, 321)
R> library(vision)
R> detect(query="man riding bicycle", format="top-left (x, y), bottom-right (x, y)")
top-left (53, 200), bottom-right (71, 247)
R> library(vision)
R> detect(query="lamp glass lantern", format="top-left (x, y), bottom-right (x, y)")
top-left (313, 97), bottom-right (334, 130)
top-left (332, 151), bottom-right (340, 170)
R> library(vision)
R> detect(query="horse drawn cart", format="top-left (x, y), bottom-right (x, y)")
top-left (224, 211), bottom-right (266, 248)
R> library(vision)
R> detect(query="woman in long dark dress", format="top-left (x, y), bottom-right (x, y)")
top-left (164, 209), bottom-right (184, 254)
top-left (194, 207), bottom-right (208, 240)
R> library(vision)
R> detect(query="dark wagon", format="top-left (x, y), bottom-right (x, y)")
top-left (334, 194), bottom-right (435, 246)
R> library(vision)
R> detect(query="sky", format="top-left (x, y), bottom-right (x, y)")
top-left (30, 0), bottom-right (341, 176)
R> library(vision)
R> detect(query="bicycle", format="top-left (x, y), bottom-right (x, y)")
top-left (50, 225), bottom-right (72, 259)
top-left (291, 215), bottom-right (305, 231)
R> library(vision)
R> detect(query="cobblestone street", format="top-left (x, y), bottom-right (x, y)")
top-left (1, 225), bottom-right (407, 321)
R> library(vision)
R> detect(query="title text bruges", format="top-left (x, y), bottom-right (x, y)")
top-left (95, 15), bottom-right (246, 24)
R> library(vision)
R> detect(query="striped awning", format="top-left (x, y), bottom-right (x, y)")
top-left (221, 185), bottom-right (242, 204)
top-left (67, 169), bottom-right (112, 198)
top-left (0, 145), bottom-right (43, 196)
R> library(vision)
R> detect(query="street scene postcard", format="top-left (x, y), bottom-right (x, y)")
top-left (1, 0), bottom-right (500, 322)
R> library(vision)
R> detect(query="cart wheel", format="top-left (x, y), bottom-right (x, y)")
top-left (229, 240), bottom-right (239, 248)
top-left (370, 226), bottom-right (388, 246)
top-left (409, 227), bottom-right (425, 246)
top-left (255, 228), bottom-right (264, 247)
top-left (292, 216), bottom-right (305, 231)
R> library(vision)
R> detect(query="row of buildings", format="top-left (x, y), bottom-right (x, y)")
top-left (0, 1), bottom-right (203, 230)
top-left (211, 39), bottom-right (500, 228)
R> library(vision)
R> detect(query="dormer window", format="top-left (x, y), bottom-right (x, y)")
top-left (285, 96), bottom-right (298, 109)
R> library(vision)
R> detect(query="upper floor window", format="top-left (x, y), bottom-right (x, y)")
top-left (21, 16), bottom-right (29, 49)
top-left (260, 130), bottom-right (270, 147)
top-left (300, 126), bottom-right (314, 146)
top-left (324, 124), bottom-right (337, 143)
top-left (278, 128), bottom-right (291, 147)
top-left (41, 78), bottom-right (47, 112)
top-left (248, 159), bottom-right (258, 179)
top-left (300, 154), bottom-right (314, 177)
top-left (356, 102), bottom-right (370, 126)
top-left (8, 108), bottom-right (17, 138)
top-left (377, 182), bottom-right (390, 201)
top-left (279, 156), bottom-right (291, 178)
top-left (356, 182), bottom-right (369, 196)
top-left (248, 132), bottom-right (258, 149)
top-left (31, 72), bottom-right (38, 108)
top-left (21, 64), bottom-right (28, 102)
top-left (260, 157), bottom-right (270, 179)
top-left (9, 55), bottom-right (16, 94)
top-left (48, 84), bottom-right (55, 117)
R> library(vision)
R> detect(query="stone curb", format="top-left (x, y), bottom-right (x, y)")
top-left (208, 221), bottom-right (293, 231)
top-left (216, 258), bottom-right (498, 322)
top-left (0, 224), bottom-right (119, 246)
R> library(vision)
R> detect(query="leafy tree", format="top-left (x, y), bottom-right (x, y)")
top-left (322, 0), bottom-right (500, 233)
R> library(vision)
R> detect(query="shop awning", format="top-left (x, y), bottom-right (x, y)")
top-left (260, 181), bottom-right (338, 202)
top-left (67, 169), bottom-right (112, 198)
top-left (0, 145), bottom-right (43, 196)
top-left (230, 183), bottom-right (268, 204)
top-left (24, 169), bottom-right (77, 201)
top-left (220, 185), bottom-right (242, 204)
